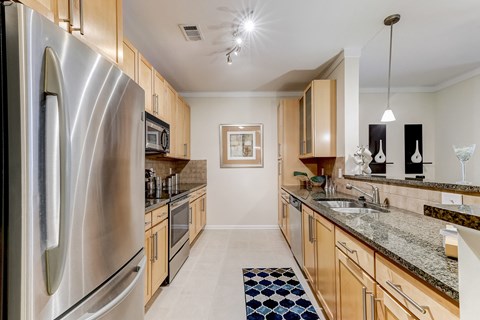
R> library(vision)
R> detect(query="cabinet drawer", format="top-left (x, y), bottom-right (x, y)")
top-left (376, 255), bottom-right (459, 320)
top-left (376, 284), bottom-right (417, 320)
top-left (144, 212), bottom-right (152, 231)
top-left (335, 228), bottom-right (374, 277)
top-left (151, 205), bottom-right (168, 226)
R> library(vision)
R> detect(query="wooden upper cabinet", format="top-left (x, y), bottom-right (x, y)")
top-left (122, 38), bottom-right (138, 82)
top-left (299, 80), bottom-right (336, 158)
top-left (20, 0), bottom-right (56, 21)
top-left (71, 0), bottom-right (123, 65)
top-left (175, 97), bottom-right (185, 158)
top-left (183, 102), bottom-right (191, 159)
top-left (138, 54), bottom-right (154, 115)
top-left (154, 71), bottom-right (171, 123)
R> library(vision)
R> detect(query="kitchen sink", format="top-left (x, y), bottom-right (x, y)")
top-left (316, 200), bottom-right (365, 208)
top-left (331, 207), bottom-right (382, 214)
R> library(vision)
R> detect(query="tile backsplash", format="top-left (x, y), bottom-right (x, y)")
top-left (336, 177), bottom-right (480, 215)
top-left (145, 158), bottom-right (207, 184)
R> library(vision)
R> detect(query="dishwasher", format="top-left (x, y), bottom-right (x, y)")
top-left (289, 195), bottom-right (303, 267)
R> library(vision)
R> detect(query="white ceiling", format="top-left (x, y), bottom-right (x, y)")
top-left (123, 0), bottom-right (480, 93)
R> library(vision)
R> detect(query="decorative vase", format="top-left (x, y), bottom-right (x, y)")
top-left (411, 140), bottom-right (422, 163)
top-left (374, 139), bottom-right (386, 163)
top-left (453, 144), bottom-right (476, 185)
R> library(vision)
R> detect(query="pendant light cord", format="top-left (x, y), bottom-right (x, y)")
top-left (387, 22), bottom-right (394, 109)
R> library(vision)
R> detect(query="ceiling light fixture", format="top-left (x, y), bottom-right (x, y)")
top-left (243, 19), bottom-right (255, 33)
top-left (381, 14), bottom-right (401, 123)
top-left (224, 10), bottom-right (255, 65)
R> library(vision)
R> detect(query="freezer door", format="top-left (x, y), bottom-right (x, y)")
top-left (62, 251), bottom-right (145, 320)
top-left (4, 4), bottom-right (145, 319)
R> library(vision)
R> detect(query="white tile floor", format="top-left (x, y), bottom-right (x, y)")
top-left (145, 229), bottom-right (325, 320)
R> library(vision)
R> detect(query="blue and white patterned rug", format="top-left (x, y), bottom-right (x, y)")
top-left (243, 267), bottom-right (320, 320)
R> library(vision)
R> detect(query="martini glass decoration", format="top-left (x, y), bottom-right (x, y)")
top-left (453, 144), bottom-right (476, 184)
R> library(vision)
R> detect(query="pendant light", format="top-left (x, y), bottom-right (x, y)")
top-left (381, 14), bottom-right (401, 122)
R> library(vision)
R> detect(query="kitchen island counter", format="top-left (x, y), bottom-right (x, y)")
top-left (283, 185), bottom-right (459, 302)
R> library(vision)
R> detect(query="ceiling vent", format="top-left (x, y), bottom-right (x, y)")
top-left (179, 24), bottom-right (204, 41)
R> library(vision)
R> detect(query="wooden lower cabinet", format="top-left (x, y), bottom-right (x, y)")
top-left (336, 249), bottom-right (375, 320)
top-left (302, 206), bottom-right (315, 285)
top-left (144, 207), bottom-right (168, 305)
top-left (189, 191), bottom-right (207, 244)
top-left (375, 285), bottom-right (418, 320)
top-left (151, 219), bottom-right (168, 293)
top-left (279, 194), bottom-right (290, 244)
top-left (315, 215), bottom-right (336, 320)
top-left (144, 229), bottom-right (152, 305)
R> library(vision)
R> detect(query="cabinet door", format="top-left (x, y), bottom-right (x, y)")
top-left (195, 199), bottom-right (202, 236)
top-left (336, 249), bottom-right (375, 320)
top-left (175, 97), bottom-right (185, 158)
top-left (302, 207), bottom-right (315, 285)
top-left (154, 71), bottom-right (169, 122)
top-left (304, 86), bottom-right (313, 156)
top-left (280, 198), bottom-right (289, 243)
top-left (183, 103), bottom-right (191, 159)
top-left (122, 39), bottom-right (138, 82)
top-left (166, 84), bottom-right (177, 156)
top-left (151, 219), bottom-right (168, 294)
top-left (200, 195), bottom-right (207, 229)
top-left (189, 200), bottom-right (197, 244)
top-left (315, 216), bottom-right (336, 320)
top-left (299, 96), bottom-right (305, 155)
top-left (138, 55), bottom-right (154, 115)
top-left (71, 0), bottom-right (122, 64)
top-left (144, 229), bottom-right (152, 305)
top-left (20, 0), bottom-right (56, 21)
top-left (376, 285), bottom-right (418, 320)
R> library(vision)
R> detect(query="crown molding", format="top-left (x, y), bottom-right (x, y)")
top-left (179, 91), bottom-right (302, 98)
top-left (361, 66), bottom-right (480, 94)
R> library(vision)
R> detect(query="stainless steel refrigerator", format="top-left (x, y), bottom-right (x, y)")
top-left (1, 3), bottom-right (145, 319)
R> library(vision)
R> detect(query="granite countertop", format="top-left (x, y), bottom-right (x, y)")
top-left (282, 185), bottom-right (459, 302)
top-left (424, 204), bottom-right (480, 231)
top-left (145, 183), bottom-right (206, 213)
top-left (344, 174), bottom-right (480, 195)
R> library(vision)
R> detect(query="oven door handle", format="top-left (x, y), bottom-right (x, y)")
top-left (170, 197), bottom-right (190, 210)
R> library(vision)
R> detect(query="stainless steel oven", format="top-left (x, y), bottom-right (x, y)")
top-left (168, 196), bottom-right (190, 282)
top-left (146, 112), bottom-right (169, 154)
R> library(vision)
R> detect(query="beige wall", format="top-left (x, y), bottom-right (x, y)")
top-left (187, 96), bottom-right (279, 228)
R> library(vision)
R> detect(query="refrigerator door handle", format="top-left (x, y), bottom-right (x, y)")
top-left (44, 47), bottom-right (69, 295)
top-left (78, 256), bottom-right (147, 320)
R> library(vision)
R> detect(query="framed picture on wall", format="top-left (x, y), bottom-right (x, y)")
top-left (219, 124), bottom-right (263, 168)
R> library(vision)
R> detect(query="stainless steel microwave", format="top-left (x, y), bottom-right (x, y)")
top-left (146, 112), bottom-right (170, 154)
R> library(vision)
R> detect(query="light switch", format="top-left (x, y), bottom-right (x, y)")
top-left (441, 192), bottom-right (463, 205)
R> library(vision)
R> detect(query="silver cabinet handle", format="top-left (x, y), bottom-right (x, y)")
top-left (368, 291), bottom-right (375, 320)
top-left (386, 281), bottom-right (427, 314)
top-left (337, 241), bottom-right (357, 254)
top-left (308, 215), bottom-right (312, 243)
top-left (154, 232), bottom-right (158, 261)
top-left (189, 207), bottom-right (193, 224)
top-left (362, 287), bottom-right (367, 320)
top-left (70, 0), bottom-right (84, 35)
top-left (184, 143), bottom-right (187, 157)
top-left (144, 221), bottom-right (150, 226)
top-left (79, 257), bottom-right (146, 320)
top-left (44, 47), bottom-right (71, 296)
top-left (150, 234), bottom-right (155, 262)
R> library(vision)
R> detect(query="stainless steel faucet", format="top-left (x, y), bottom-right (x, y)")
top-left (346, 183), bottom-right (380, 205)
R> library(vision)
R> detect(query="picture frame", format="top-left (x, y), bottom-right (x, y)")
top-left (219, 124), bottom-right (263, 168)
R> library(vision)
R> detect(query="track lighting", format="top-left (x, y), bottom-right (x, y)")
top-left (224, 10), bottom-right (256, 64)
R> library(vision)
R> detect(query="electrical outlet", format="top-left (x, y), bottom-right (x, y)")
top-left (441, 192), bottom-right (463, 205)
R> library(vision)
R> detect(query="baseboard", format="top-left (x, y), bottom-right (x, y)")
top-left (205, 225), bottom-right (279, 230)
